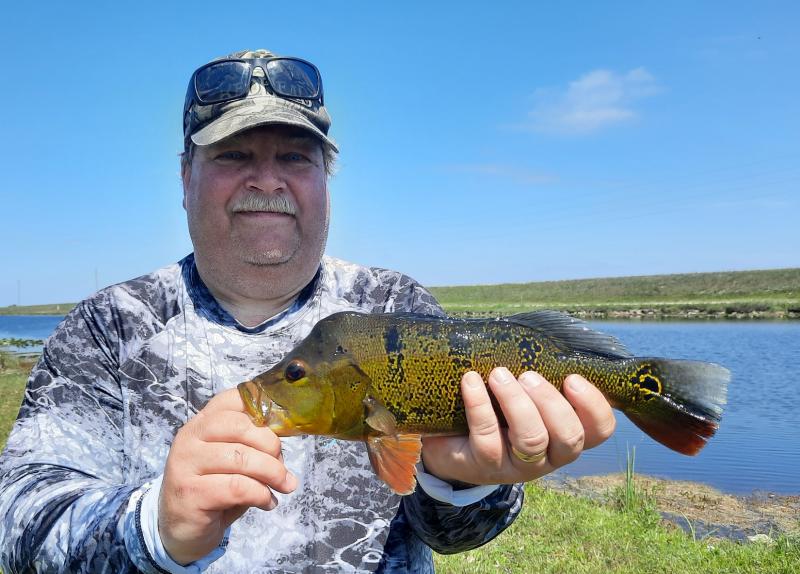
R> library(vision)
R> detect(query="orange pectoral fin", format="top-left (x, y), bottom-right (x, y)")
top-left (366, 434), bottom-right (422, 495)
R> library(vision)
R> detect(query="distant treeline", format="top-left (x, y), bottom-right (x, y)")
top-left (2, 268), bottom-right (799, 319)
top-left (0, 338), bottom-right (43, 348)
top-left (0, 303), bottom-right (75, 316)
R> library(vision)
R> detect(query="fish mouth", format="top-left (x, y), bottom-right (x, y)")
top-left (237, 380), bottom-right (297, 435)
top-left (238, 380), bottom-right (271, 426)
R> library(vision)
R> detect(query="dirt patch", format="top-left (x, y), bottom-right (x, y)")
top-left (542, 473), bottom-right (800, 540)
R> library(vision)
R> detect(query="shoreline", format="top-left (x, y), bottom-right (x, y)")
top-left (450, 307), bottom-right (800, 320)
top-left (541, 472), bottom-right (799, 542)
top-left (3, 267), bottom-right (800, 319)
top-left (3, 311), bottom-right (800, 322)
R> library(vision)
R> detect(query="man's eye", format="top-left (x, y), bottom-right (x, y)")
top-left (216, 150), bottom-right (247, 161)
top-left (282, 152), bottom-right (309, 162)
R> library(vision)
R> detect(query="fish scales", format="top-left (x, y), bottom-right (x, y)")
top-left (336, 315), bottom-right (543, 432)
top-left (330, 313), bottom-right (637, 433)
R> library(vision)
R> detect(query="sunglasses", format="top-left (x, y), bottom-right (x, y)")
top-left (183, 57), bottom-right (324, 117)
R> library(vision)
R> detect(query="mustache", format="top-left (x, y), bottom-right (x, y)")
top-left (231, 193), bottom-right (297, 215)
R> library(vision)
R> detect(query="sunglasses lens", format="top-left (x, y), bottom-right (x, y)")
top-left (265, 59), bottom-right (320, 99)
top-left (194, 61), bottom-right (251, 105)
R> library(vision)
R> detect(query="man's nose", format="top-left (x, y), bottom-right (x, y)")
top-left (245, 158), bottom-right (286, 192)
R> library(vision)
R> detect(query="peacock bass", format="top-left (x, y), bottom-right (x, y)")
top-left (238, 310), bottom-right (729, 495)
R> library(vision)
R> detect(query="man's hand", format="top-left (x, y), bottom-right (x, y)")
top-left (158, 388), bottom-right (298, 565)
top-left (421, 368), bottom-right (616, 486)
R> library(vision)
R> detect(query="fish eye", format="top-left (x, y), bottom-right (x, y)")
top-left (285, 360), bottom-right (307, 382)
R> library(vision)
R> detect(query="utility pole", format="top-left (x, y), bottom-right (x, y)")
top-left (95, 268), bottom-right (99, 292)
top-left (17, 279), bottom-right (21, 306)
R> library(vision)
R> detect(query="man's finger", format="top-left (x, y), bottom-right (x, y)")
top-left (461, 371), bottom-right (504, 470)
top-left (562, 374), bottom-right (616, 450)
top-left (171, 473), bottom-right (279, 513)
top-left (189, 442), bottom-right (297, 494)
top-left (201, 388), bottom-right (248, 415)
top-left (487, 368), bottom-right (549, 467)
top-left (519, 372), bottom-right (585, 469)
top-left (192, 410), bottom-right (282, 457)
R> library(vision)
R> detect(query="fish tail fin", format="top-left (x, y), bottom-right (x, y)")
top-left (620, 359), bottom-right (730, 455)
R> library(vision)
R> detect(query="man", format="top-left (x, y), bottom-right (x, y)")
top-left (0, 49), bottom-right (616, 573)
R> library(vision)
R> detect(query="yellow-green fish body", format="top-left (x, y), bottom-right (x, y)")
top-left (239, 311), bottom-right (729, 494)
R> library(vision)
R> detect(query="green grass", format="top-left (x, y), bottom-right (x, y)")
top-left (435, 445), bottom-right (800, 572)
top-left (0, 302), bottom-right (73, 316)
top-left (3, 268), bottom-right (800, 319)
top-left (611, 446), bottom-right (653, 518)
top-left (429, 267), bottom-right (800, 318)
top-left (433, 481), bottom-right (800, 573)
top-left (0, 354), bottom-right (28, 452)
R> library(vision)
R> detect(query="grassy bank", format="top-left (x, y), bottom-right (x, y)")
top-left (429, 267), bottom-right (800, 319)
top-left (2, 268), bottom-right (798, 319)
top-left (433, 480), bottom-right (799, 573)
top-left (0, 303), bottom-right (74, 316)
top-left (0, 354), bottom-right (30, 451)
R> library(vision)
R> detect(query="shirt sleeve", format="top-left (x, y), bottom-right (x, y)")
top-left (402, 482), bottom-right (525, 554)
top-left (0, 298), bottom-right (166, 573)
top-left (131, 475), bottom-right (229, 574)
top-left (414, 463), bottom-right (500, 506)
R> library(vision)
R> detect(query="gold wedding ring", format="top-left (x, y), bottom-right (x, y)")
top-left (511, 446), bottom-right (547, 464)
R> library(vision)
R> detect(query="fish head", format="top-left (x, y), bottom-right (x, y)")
top-left (238, 319), bottom-right (373, 437)
top-left (238, 355), bottom-right (336, 436)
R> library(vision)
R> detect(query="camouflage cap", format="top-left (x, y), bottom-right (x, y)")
top-left (183, 49), bottom-right (338, 152)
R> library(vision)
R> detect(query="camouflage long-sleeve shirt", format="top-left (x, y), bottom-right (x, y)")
top-left (0, 254), bottom-right (523, 573)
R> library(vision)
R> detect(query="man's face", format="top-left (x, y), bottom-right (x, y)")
top-left (182, 124), bottom-right (329, 297)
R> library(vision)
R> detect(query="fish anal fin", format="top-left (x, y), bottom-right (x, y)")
top-left (363, 395), bottom-right (398, 435)
top-left (626, 409), bottom-right (716, 456)
top-left (366, 434), bottom-right (422, 495)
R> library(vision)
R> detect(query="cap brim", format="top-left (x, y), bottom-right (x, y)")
top-left (191, 98), bottom-right (338, 152)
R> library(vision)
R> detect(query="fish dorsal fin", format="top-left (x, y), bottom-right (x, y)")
top-left (366, 434), bottom-right (422, 495)
top-left (504, 310), bottom-right (633, 359)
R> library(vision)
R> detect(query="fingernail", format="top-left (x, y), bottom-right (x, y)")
top-left (493, 368), bottom-right (515, 385)
top-left (464, 371), bottom-right (483, 389)
top-left (266, 496), bottom-right (278, 511)
top-left (567, 375), bottom-right (587, 393)
top-left (519, 372), bottom-right (542, 389)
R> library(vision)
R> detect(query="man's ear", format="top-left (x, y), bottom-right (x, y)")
top-left (181, 159), bottom-right (190, 210)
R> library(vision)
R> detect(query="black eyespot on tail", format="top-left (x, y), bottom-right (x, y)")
top-left (629, 364), bottom-right (663, 398)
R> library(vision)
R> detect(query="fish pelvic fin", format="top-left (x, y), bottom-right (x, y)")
top-left (363, 395), bottom-right (399, 435)
top-left (622, 358), bottom-right (730, 455)
top-left (366, 434), bottom-right (422, 495)
top-left (363, 394), bottom-right (421, 494)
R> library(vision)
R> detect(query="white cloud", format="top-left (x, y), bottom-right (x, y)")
top-left (522, 68), bottom-right (660, 135)
top-left (442, 164), bottom-right (559, 185)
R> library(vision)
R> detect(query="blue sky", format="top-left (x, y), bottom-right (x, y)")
top-left (1, 1), bottom-right (798, 306)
